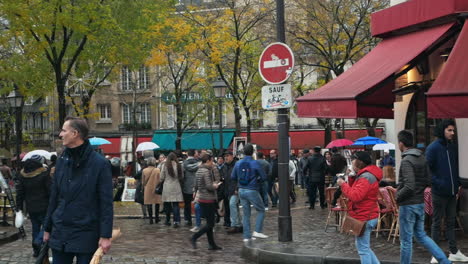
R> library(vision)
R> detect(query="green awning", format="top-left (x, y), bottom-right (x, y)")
top-left (151, 129), bottom-right (235, 151)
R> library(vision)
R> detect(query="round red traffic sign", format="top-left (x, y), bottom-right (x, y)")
top-left (258, 42), bottom-right (295, 84)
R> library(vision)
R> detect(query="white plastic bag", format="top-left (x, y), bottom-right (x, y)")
top-left (15, 210), bottom-right (24, 228)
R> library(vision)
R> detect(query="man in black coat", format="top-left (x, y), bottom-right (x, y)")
top-left (306, 146), bottom-right (327, 209)
top-left (43, 117), bottom-right (113, 264)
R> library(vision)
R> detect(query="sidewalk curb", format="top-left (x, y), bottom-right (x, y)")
top-left (242, 242), bottom-right (411, 264)
top-left (0, 230), bottom-right (20, 246)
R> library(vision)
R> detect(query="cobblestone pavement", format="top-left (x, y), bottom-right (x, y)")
top-left (0, 190), bottom-right (467, 263)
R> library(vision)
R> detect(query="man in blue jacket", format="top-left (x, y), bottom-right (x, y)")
top-left (43, 117), bottom-right (113, 264)
top-left (426, 119), bottom-right (468, 263)
top-left (231, 144), bottom-right (267, 242)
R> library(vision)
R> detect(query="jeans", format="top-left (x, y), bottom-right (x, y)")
top-left (165, 202), bottom-right (181, 224)
top-left (52, 249), bottom-right (93, 264)
top-left (223, 195), bottom-right (231, 226)
top-left (229, 195), bottom-right (242, 227)
top-left (192, 202), bottom-right (217, 246)
top-left (194, 203), bottom-right (201, 227)
top-left (399, 204), bottom-right (450, 264)
top-left (431, 193), bottom-right (458, 254)
top-left (29, 212), bottom-right (46, 245)
top-left (355, 218), bottom-right (380, 264)
top-left (239, 188), bottom-right (265, 239)
top-left (267, 180), bottom-right (278, 206)
top-left (183, 193), bottom-right (193, 223)
top-left (260, 181), bottom-right (269, 207)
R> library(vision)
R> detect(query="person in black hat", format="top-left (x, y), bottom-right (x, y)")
top-left (16, 154), bottom-right (51, 257)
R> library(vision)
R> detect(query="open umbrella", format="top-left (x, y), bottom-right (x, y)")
top-left (89, 137), bottom-right (111, 146)
top-left (352, 136), bottom-right (387, 146)
top-left (22, 150), bottom-right (52, 161)
top-left (326, 139), bottom-right (354, 148)
top-left (372, 143), bottom-right (396, 151)
top-left (136, 142), bottom-right (160, 152)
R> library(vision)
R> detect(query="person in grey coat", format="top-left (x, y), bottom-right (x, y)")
top-left (396, 130), bottom-right (450, 264)
top-left (160, 152), bottom-right (184, 227)
top-left (182, 149), bottom-right (200, 226)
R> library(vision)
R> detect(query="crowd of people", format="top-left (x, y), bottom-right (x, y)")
top-left (1, 117), bottom-right (467, 264)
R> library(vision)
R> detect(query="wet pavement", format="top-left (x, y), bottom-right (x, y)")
top-left (0, 189), bottom-right (467, 263)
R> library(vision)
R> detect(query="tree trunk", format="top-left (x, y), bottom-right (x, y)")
top-left (244, 107), bottom-right (251, 143)
top-left (175, 105), bottom-right (183, 151)
top-left (233, 105), bottom-right (242, 137)
top-left (57, 79), bottom-right (66, 128)
top-left (324, 124), bottom-right (332, 147)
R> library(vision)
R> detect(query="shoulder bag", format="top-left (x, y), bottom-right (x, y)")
top-left (342, 215), bottom-right (366, 236)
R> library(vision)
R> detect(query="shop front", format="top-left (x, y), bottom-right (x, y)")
top-left (296, 0), bottom-right (468, 230)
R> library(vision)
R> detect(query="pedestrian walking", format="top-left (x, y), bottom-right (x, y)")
top-left (256, 152), bottom-right (271, 210)
top-left (268, 149), bottom-right (278, 207)
top-left (143, 157), bottom-right (162, 224)
top-left (396, 130), bottom-right (450, 264)
top-left (160, 152), bottom-right (184, 227)
top-left (337, 151), bottom-right (381, 264)
top-left (43, 117), bottom-right (113, 264)
top-left (426, 119), bottom-right (468, 263)
top-left (182, 149), bottom-right (199, 227)
top-left (190, 153), bottom-right (222, 250)
top-left (306, 146), bottom-right (327, 209)
top-left (16, 154), bottom-right (51, 257)
top-left (232, 144), bottom-right (268, 242)
top-left (223, 151), bottom-right (242, 234)
top-left (134, 160), bottom-right (148, 219)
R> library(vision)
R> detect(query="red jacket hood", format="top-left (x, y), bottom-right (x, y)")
top-left (358, 165), bottom-right (383, 181)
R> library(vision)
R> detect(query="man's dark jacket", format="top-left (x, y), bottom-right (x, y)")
top-left (269, 158), bottom-right (278, 182)
top-left (221, 159), bottom-right (237, 196)
top-left (426, 137), bottom-right (459, 197)
top-left (306, 153), bottom-right (327, 183)
top-left (44, 140), bottom-right (113, 253)
top-left (396, 149), bottom-right (431, 206)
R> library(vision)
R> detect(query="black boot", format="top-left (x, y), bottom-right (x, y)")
top-left (32, 242), bottom-right (40, 257)
top-left (155, 204), bottom-right (160, 223)
top-left (147, 205), bottom-right (154, 224)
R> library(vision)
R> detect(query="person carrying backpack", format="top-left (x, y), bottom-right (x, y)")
top-left (231, 144), bottom-right (268, 242)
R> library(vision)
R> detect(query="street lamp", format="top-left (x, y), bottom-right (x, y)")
top-left (212, 78), bottom-right (227, 156)
top-left (7, 89), bottom-right (23, 164)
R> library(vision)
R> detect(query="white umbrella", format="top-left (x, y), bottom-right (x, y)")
top-left (372, 143), bottom-right (396, 151)
top-left (136, 142), bottom-right (160, 152)
top-left (22, 150), bottom-right (52, 161)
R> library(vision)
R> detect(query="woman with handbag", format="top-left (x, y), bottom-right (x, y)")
top-left (190, 152), bottom-right (222, 250)
top-left (142, 157), bottom-right (162, 224)
top-left (337, 151), bottom-right (382, 264)
top-left (160, 152), bottom-right (184, 227)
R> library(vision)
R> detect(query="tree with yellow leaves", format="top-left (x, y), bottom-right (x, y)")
top-left (289, 0), bottom-right (389, 144)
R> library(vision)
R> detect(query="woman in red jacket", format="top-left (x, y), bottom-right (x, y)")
top-left (337, 151), bottom-right (382, 264)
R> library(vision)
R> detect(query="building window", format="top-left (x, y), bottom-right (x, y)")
top-left (138, 66), bottom-right (149, 90)
top-left (197, 104), bottom-right (206, 128)
top-left (167, 105), bottom-right (175, 128)
top-left (98, 104), bottom-right (111, 120)
top-left (121, 66), bottom-right (132, 91)
top-left (138, 103), bottom-right (151, 123)
top-left (121, 104), bottom-right (132, 124)
top-left (211, 104), bottom-right (227, 127)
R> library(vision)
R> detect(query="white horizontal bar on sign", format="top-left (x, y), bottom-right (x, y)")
top-left (264, 58), bottom-right (289, 69)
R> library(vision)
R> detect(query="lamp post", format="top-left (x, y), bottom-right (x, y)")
top-left (7, 89), bottom-right (24, 164)
top-left (212, 78), bottom-right (227, 156)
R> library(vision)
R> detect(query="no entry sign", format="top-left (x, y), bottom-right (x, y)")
top-left (258, 42), bottom-right (294, 84)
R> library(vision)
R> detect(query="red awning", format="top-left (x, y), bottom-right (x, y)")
top-left (99, 137), bottom-right (121, 157)
top-left (240, 129), bottom-right (382, 151)
top-left (427, 20), bottom-right (468, 118)
top-left (296, 23), bottom-right (454, 119)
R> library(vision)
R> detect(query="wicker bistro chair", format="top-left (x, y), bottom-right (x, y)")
top-left (386, 186), bottom-right (399, 243)
top-left (324, 187), bottom-right (350, 232)
top-left (375, 187), bottom-right (395, 238)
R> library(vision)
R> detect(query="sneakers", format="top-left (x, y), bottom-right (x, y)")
top-left (449, 250), bottom-right (468, 262)
top-left (430, 257), bottom-right (438, 264)
top-left (252, 231), bottom-right (268, 239)
top-left (190, 226), bottom-right (200, 232)
top-left (243, 237), bottom-right (256, 242)
top-left (265, 207), bottom-right (269, 211)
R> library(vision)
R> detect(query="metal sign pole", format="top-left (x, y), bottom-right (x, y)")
top-left (276, 0), bottom-right (292, 242)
